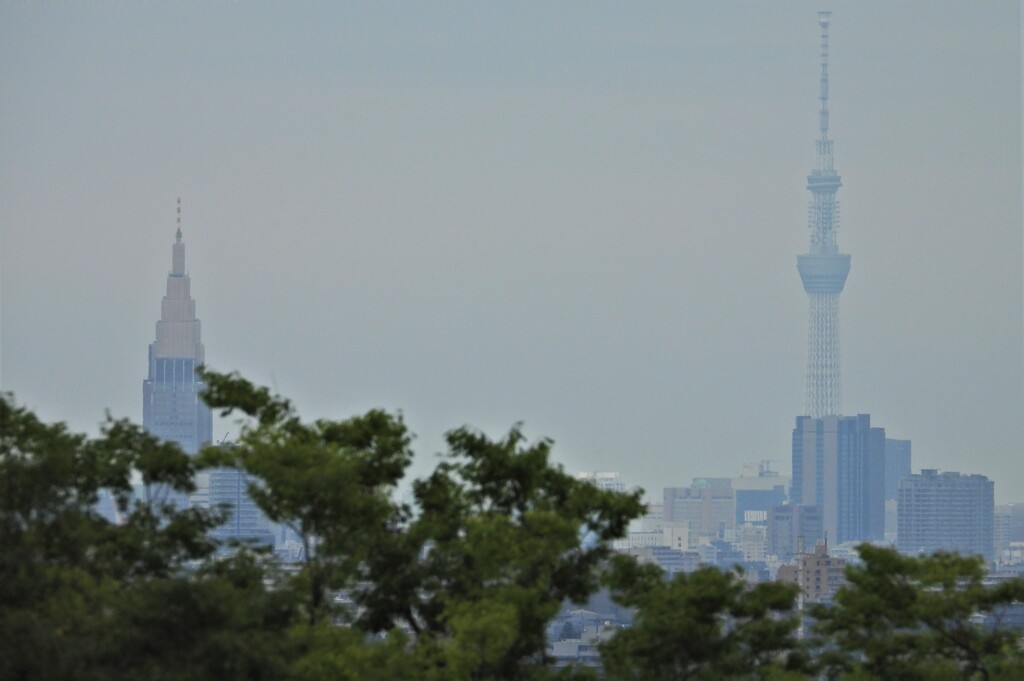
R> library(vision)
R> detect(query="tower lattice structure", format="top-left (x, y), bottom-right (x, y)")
top-left (797, 12), bottom-right (850, 418)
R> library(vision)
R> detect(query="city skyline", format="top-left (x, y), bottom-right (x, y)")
top-left (1, 3), bottom-right (1021, 501)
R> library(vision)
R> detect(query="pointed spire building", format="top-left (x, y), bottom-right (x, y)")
top-left (142, 199), bottom-right (213, 456)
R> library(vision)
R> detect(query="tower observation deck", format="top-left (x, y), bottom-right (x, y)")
top-left (798, 11), bottom-right (850, 418)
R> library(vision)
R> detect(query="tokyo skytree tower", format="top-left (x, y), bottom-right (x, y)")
top-left (797, 11), bottom-right (850, 418)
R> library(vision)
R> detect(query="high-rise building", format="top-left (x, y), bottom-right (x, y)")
top-left (995, 503), bottom-right (1024, 560)
top-left (768, 504), bottom-right (824, 563)
top-left (786, 16), bottom-right (889, 548)
top-left (728, 463), bottom-right (789, 527)
top-left (142, 201), bottom-right (212, 500)
top-left (209, 465), bottom-right (275, 548)
top-left (664, 479), bottom-right (735, 537)
top-left (791, 414), bottom-right (885, 544)
top-left (883, 438), bottom-right (912, 502)
top-left (777, 543), bottom-right (847, 604)
top-left (897, 470), bottom-right (994, 562)
top-left (734, 487), bottom-right (787, 528)
top-left (798, 11), bottom-right (850, 419)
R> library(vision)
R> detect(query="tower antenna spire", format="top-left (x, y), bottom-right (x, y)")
top-left (176, 197), bottom-right (182, 242)
top-left (816, 11), bottom-right (834, 172)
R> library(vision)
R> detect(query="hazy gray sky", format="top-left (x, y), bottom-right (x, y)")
top-left (2, 2), bottom-right (1021, 501)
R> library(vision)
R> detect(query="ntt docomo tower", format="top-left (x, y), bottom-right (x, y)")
top-left (798, 11), bottom-right (850, 419)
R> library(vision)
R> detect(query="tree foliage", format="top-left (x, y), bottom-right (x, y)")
top-left (357, 424), bottom-right (644, 678)
top-left (198, 369), bottom-right (414, 626)
top-left (4, 378), bottom-right (1024, 681)
top-left (0, 393), bottom-right (291, 681)
top-left (199, 368), bottom-right (645, 679)
top-left (812, 544), bottom-right (1024, 680)
top-left (600, 555), bottom-right (809, 680)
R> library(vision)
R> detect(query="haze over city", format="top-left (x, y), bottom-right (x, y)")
top-left (1, 2), bottom-right (1021, 501)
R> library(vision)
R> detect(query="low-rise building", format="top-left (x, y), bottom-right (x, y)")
top-left (777, 543), bottom-right (847, 604)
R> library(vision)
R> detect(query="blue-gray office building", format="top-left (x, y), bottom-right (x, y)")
top-left (209, 465), bottom-right (275, 548)
top-left (791, 414), bottom-right (886, 545)
top-left (884, 438), bottom-right (912, 502)
top-left (897, 470), bottom-right (994, 562)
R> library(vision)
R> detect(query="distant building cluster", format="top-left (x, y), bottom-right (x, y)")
top-left (562, 456), bottom-right (1010, 665)
top-left (589, 455), bottom-right (1004, 600)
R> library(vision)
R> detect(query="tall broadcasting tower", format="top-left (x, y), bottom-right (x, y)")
top-left (797, 11), bottom-right (850, 418)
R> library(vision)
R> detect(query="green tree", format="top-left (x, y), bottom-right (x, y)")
top-left (197, 369), bottom-right (644, 679)
top-left (354, 425), bottom-right (645, 679)
top-left (94, 552), bottom-right (296, 681)
top-left (599, 556), bottom-right (809, 680)
top-left (0, 393), bottom-right (291, 681)
top-left (811, 544), bottom-right (1024, 680)
top-left (2, 374), bottom-right (649, 681)
top-left (198, 369), bottom-right (414, 626)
